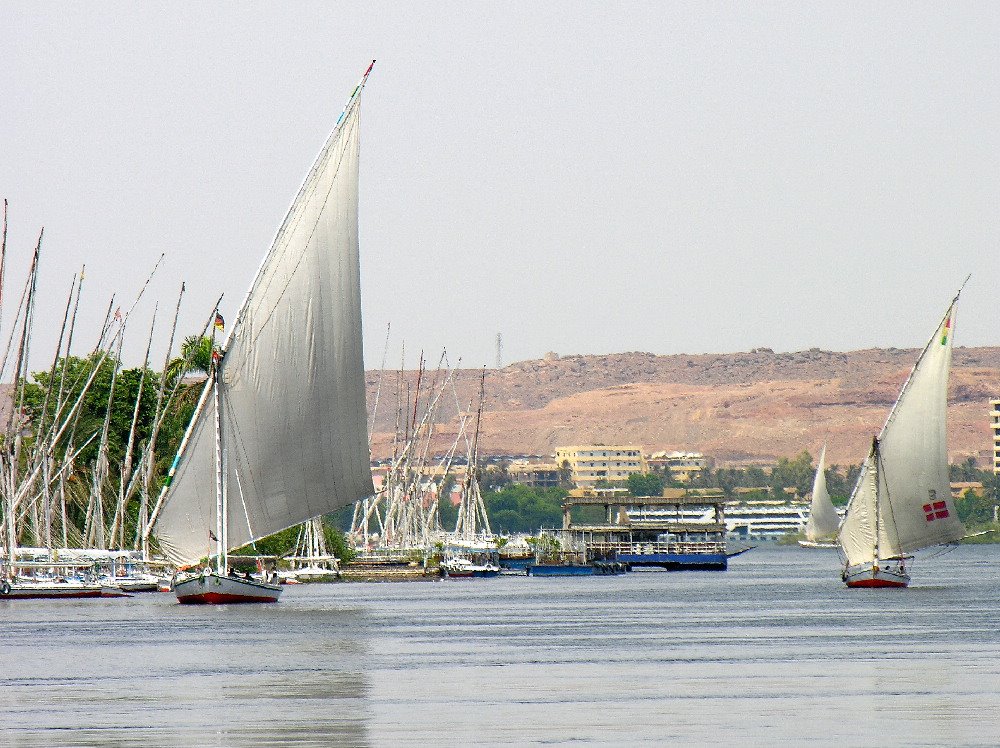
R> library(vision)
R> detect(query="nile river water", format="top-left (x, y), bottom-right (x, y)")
top-left (3, 544), bottom-right (1000, 746)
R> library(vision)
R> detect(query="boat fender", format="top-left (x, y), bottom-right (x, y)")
top-left (0, 581), bottom-right (9, 595)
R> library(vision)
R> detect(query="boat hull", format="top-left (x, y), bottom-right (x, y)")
top-left (105, 575), bottom-right (160, 592)
top-left (798, 540), bottom-right (839, 549)
top-left (615, 552), bottom-right (728, 571)
top-left (174, 573), bottom-right (282, 604)
top-left (440, 566), bottom-right (500, 578)
top-left (843, 561), bottom-right (910, 588)
top-left (498, 556), bottom-right (533, 571)
top-left (526, 563), bottom-right (626, 576)
top-left (0, 580), bottom-right (124, 599)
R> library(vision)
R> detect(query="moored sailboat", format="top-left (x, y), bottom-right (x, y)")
top-left (799, 445), bottom-right (840, 548)
top-left (838, 293), bottom-right (965, 588)
top-left (147, 62), bottom-right (378, 604)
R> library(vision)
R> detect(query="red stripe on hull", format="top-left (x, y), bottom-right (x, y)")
top-left (846, 578), bottom-right (908, 588)
top-left (177, 591), bottom-right (279, 605)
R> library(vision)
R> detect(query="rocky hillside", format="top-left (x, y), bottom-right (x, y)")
top-left (366, 347), bottom-right (1000, 467)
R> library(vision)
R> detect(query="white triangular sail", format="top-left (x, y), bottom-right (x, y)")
top-left (151, 68), bottom-right (376, 566)
top-left (839, 299), bottom-right (964, 567)
top-left (804, 445), bottom-right (839, 542)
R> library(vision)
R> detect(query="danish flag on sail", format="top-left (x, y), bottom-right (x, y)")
top-left (923, 501), bottom-right (950, 522)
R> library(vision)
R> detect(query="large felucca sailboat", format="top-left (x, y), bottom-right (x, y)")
top-left (146, 62), bottom-right (377, 604)
top-left (838, 294), bottom-right (965, 588)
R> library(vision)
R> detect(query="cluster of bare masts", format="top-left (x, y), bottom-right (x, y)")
top-left (0, 201), bottom-right (218, 569)
top-left (349, 339), bottom-right (494, 560)
top-left (0, 196), bottom-right (496, 573)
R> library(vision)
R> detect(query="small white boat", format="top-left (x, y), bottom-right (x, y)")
top-left (440, 557), bottom-right (500, 578)
top-left (105, 572), bottom-right (161, 592)
top-left (1, 558), bottom-right (130, 599)
top-left (0, 577), bottom-right (128, 599)
top-left (798, 539), bottom-right (839, 549)
top-left (101, 561), bottom-right (163, 592)
top-left (278, 565), bottom-right (338, 583)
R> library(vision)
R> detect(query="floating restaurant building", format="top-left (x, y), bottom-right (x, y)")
top-left (544, 488), bottom-right (730, 570)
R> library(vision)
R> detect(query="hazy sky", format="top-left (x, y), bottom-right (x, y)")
top-left (2, 3), bottom-right (998, 373)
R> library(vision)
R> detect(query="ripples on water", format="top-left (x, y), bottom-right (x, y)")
top-left (2, 545), bottom-right (1000, 746)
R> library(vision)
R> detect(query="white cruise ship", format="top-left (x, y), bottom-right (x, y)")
top-left (628, 500), bottom-right (844, 541)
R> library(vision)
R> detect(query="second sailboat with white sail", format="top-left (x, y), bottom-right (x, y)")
top-left (838, 293), bottom-right (966, 588)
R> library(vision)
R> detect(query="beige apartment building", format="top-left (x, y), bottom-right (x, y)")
top-left (645, 451), bottom-right (708, 483)
top-left (555, 445), bottom-right (645, 488)
top-left (991, 399), bottom-right (1000, 473)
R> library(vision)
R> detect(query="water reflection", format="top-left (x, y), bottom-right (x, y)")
top-left (4, 547), bottom-right (1000, 745)
top-left (0, 592), bottom-right (372, 747)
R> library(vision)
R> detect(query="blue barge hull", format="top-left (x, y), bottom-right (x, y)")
top-left (526, 563), bottom-right (626, 576)
top-left (616, 552), bottom-right (728, 571)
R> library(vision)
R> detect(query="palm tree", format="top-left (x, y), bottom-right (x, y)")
top-left (166, 335), bottom-right (215, 384)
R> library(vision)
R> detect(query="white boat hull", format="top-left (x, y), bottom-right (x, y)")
top-left (842, 560), bottom-right (910, 588)
top-left (279, 565), bottom-right (339, 583)
top-left (798, 540), bottom-right (838, 548)
top-left (440, 560), bottom-right (501, 578)
top-left (0, 579), bottom-right (128, 599)
top-left (174, 572), bottom-right (282, 604)
top-left (103, 573), bottom-right (161, 592)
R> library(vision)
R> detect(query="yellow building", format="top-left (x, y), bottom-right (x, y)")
top-left (554, 445), bottom-right (645, 488)
top-left (645, 451), bottom-right (708, 483)
top-left (992, 399), bottom-right (1000, 474)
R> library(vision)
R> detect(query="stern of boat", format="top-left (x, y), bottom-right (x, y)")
top-left (843, 561), bottom-right (910, 588)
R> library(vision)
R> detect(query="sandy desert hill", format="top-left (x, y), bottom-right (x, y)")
top-left (366, 347), bottom-right (1000, 468)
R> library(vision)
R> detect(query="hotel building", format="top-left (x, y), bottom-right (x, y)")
top-left (554, 445), bottom-right (645, 488)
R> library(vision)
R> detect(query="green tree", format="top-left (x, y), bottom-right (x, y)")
top-left (949, 456), bottom-right (979, 482)
top-left (627, 472), bottom-right (664, 497)
top-left (439, 490), bottom-right (459, 530)
top-left (18, 351), bottom-right (199, 546)
top-left (558, 459), bottom-right (573, 488)
top-left (232, 520), bottom-right (355, 563)
top-left (21, 355), bottom-right (156, 466)
top-left (745, 466), bottom-right (768, 487)
top-left (483, 484), bottom-right (566, 534)
top-left (955, 488), bottom-right (995, 526)
top-left (480, 460), bottom-right (512, 492)
top-left (770, 450), bottom-right (814, 497)
top-left (167, 335), bottom-right (215, 382)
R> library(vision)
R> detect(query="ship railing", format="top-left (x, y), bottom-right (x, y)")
top-left (585, 541), bottom-right (726, 556)
top-left (350, 547), bottom-right (424, 564)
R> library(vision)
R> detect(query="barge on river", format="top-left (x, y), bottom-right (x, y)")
top-left (542, 488), bottom-right (731, 571)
